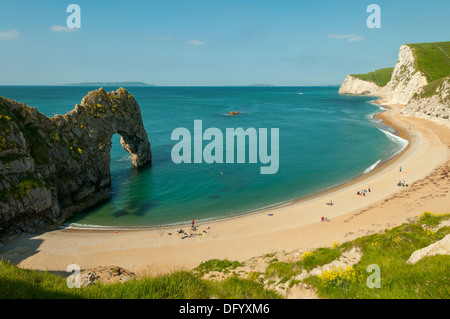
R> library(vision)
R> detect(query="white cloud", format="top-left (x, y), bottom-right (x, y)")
top-left (328, 34), bottom-right (365, 42)
top-left (188, 40), bottom-right (204, 45)
top-left (51, 25), bottom-right (79, 32)
top-left (0, 30), bottom-right (19, 40)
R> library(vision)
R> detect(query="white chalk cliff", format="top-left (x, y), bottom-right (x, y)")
top-left (339, 44), bottom-right (449, 120)
top-left (338, 74), bottom-right (388, 97)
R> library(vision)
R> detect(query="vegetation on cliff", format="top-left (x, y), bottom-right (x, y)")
top-left (0, 88), bottom-right (151, 240)
top-left (408, 42), bottom-right (450, 83)
top-left (351, 67), bottom-right (394, 87)
top-left (350, 42), bottom-right (449, 90)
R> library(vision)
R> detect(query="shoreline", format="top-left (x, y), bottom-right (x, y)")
top-left (1, 97), bottom-right (449, 277)
top-left (62, 97), bottom-right (409, 232)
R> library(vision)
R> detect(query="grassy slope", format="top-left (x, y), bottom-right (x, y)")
top-left (408, 41), bottom-right (450, 83)
top-left (0, 260), bottom-right (281, 299)
top-left (351, 67), bottom-right (394, 87)
top-left (1, 212), bottom-right (449, 299)
top-left (304, 212), bottom-right (450, 298)
top-left (408, 42), bottom-right (450, 102)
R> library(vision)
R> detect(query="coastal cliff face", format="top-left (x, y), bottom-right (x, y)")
top-left (387, 45), bottom-right (429, 105)
top-left (339, 43), bottom-right (449, 120)
top-left (338, 75), bottom-right (387, 97)
top-left (0, 88), bottom-right (151, 240)
top-left (402, 77), bottom-right (450, 119)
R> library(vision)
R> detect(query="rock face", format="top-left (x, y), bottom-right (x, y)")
top-left (338, 74), bottom-right (388, 97)
top-left (0, 88), bottom-right (151, 241)
top-left (339, 44), bottom-right (449, 121)
top-left (387, 45), bottom-right (429, 105)
top-left (406, 234), bottom-right (450, 264)
top-left (402, 76), bottom-right (450, 120)
top-left (76, 266), bottom-right (137, 287)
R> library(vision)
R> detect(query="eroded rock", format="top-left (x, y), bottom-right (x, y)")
top-left (0, 88), bottom-right (151, 240)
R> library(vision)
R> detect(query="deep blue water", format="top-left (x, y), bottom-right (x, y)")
top-left (0, 86), bottom-right (407, 228)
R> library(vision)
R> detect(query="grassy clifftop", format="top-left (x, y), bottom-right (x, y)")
top-left (350, 41), bottom-right (449, 91)
top-left (351, 67), bottom-right (394, 87)
top-left (408, 41), bottom-right (450, 83)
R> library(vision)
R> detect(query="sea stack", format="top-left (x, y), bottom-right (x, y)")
top-left (0, 88), bottom-right (151, 240)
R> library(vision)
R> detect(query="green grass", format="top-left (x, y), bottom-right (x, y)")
top-left (408, 42), bottom-right (450, 83)
top-left (264, 246), bottom-right (342, 284)
top-left (351, 67), bottom-right (394, 87)
top-left (303, 212), bottom-right (450, 299)
top-left (194, 259), bottom-right (242, 276)
top-left (0, 262), bottom-right (281, 299)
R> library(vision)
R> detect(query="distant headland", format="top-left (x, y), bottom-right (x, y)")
top-left (62, 82), bottom-right (156, 87)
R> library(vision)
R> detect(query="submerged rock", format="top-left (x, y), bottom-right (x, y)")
top-left (0, 88), bottom-right (151, 241)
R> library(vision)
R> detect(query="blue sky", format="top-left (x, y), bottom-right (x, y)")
top-left (0, 0), bottom-right (449, 86)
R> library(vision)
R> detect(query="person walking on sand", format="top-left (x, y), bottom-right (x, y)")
top-left (400, 166), bottom-right (402, 172)
top-left (191, 219), bottom-right (195, 229)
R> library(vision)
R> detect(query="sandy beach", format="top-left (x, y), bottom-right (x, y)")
top-left (1, 99), bottom-right (449, 277)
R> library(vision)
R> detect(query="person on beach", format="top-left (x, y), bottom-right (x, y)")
top-left (191, 219), bottom-right (195, 229)
top-left (400, 166), bottom-right (402, 172)
top-left (368, 186), bottom-right (371, 192)
top-left (321, 217), bottom-right (325, 222)
top-left (330, 200), bottom-right (334, 206)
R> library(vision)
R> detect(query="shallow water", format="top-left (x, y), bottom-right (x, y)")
top-left (0, 86), bottom-right (406, 228)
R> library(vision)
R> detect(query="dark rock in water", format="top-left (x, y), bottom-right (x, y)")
top-left (0, 88), bottom-right (151, 241)
top-left (227, 111), bottom-right (241, 116)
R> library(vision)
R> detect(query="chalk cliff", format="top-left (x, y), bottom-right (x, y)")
top-left (386, 45), bottom-right (429, 105)
top-left (338, 74), bottom-right (387, 97)
top-left (0, 88), bottom-right (151, 240)
top-left (339, 42), bottom-right (449, 121)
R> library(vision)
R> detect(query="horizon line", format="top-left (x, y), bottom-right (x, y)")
top-left (0, 84), bottom-right (341, 87)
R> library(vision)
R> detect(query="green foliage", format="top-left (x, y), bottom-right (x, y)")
top-left (265, 261), bottom-right (298, 283)
top-left (0, 261), bottom-right (280, 299)
top-left (408, 42), bottom-right (450, 83)
top-left (300, 247), bottom-right (342, 271)
top-left (264, 246), bottom-right (342, 284)
top-left (304, 213), bottom-right (450, 299)
top-left (351, 67), bottom-right (394, 87)
top-left (414, 76), bottom-right (449, 102)
top-left (194, 259), bottom-right (242, 275)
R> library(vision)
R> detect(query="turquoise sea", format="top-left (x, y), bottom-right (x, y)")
top-left (0, 86), bottom-right (407, 228)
